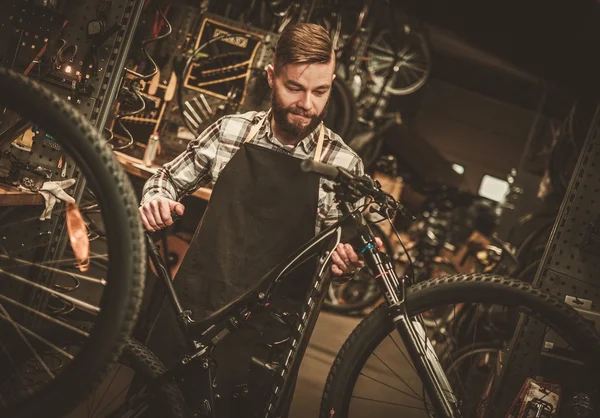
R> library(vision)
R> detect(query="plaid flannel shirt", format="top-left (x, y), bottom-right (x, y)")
top-left (141, 110), bottom-right (364, 233)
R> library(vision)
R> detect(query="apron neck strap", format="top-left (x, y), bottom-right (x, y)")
top-left (313, 122), bottom-right (325, 162)
top-left (244, 114), bottom-right (269, 144)
top-left (244, 114), bottom-right (325, 162)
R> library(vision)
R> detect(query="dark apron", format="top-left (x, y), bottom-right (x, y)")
top-left (146, 115), bottom-right (325, 417)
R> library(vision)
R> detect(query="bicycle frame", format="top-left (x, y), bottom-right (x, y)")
top-left (145, 202), bottom-right (461, 417)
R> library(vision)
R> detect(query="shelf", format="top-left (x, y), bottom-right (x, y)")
top-left (0, 183), bottom-right (43, 206)
top-left (113, 151), bottom-right (212, 201)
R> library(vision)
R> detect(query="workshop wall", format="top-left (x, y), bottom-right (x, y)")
top-left (414, 79), bottom-right (538, 192)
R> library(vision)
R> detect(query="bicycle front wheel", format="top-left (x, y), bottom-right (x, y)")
top-left (0, 68), bottom-right (145, 417)
top-left (321, 274), bottom-right (600, 417)
top-left (324, 223), bottom-right (391, 314)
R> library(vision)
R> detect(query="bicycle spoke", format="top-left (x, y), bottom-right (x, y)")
top-left (25, 253), bottom-right (108, 268)
top-left (400, 67), bottom-right (417, 83)
top-left (0, 206), bottom-right (70, 228)
top-left (0, 267), bottom-right (101, 314)
top-left (407, 67), bottom-right (426, 84)
top-left (372, 351), bottom-right (422, 400)
top-left (403, 62), bottom-right (427, 73)
top-left (464, 319), bottom-right (479, 399)
top-left (371, 61), bottom-right (393, 71)
top-left (0, 304), bottom-right (55, 379)
top-left (0, 292), bottom-right (89, 337)
top-left (0, 339), bottom-right (18, 374)
top-left (372, 54), bottom-right (394, 64)
top-left (387, 334), bottom-right (418, 374)
top-left (438, 305), bottom-right (475, 401)
top-left (0, 310), bottom-right (75, 362)
top-left (90, 364), bottom-right (124, 417)
top-left (359, 372), bottom-right (423, 402)
top-left (398, 70), bottom-right (411, 86)
top-left (378, 37), bottom-right (395, 55)
top-left (351, 395), bottom-right (429, 410)
top-left (368, 43), bottom-right (396, 58)
top-left (95, 382), bottom-right (144, 418)
top-left (400, 50), bottom-right (420, 62)
top-left (0, 254), bottom-right (106, 286)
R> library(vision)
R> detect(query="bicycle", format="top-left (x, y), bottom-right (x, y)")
top-left (323, 221), bottom-right (392, 314)
top-left (29, 156), bottom-right (597, 417)
top-left (0, 67), bottom-right (146, 417)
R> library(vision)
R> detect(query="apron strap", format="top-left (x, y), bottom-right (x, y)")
top-left (244, 114), bottom-right (269, 144)
top-left (313, 122), bottom-right (325, 162)
top-left (245, 113), bottom-right (325, 163)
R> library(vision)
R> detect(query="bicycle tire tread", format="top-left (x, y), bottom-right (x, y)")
top-left (119, 338), bottom-right (188, 418)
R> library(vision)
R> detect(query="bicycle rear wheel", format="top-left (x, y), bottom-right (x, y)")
top-left (321, 274), bottom-right (600, 417)
top-left (0, 68), bottom-right (145, 417)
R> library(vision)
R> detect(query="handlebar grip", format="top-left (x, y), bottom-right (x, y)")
top-left (170, 211), bottom-right (181, 222)
top-left (300, 159), bottom-right (341, 181)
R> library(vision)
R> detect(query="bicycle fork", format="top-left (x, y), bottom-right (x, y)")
top-left (359, 233), bottom-right (462, 417)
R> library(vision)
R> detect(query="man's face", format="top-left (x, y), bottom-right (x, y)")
top-left (267, 58), bottom-right (335, 139)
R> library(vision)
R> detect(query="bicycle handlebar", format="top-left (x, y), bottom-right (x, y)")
top-left (301, 158), bottom-right (415, 221)
top-left (301, 159), bottom-right (344, 181)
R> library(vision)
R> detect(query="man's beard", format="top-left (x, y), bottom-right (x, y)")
top-left (271, 89), bottom-right (329, 139)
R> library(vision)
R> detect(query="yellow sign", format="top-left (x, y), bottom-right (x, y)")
top-left (213, 28), bottom-right (248, 48)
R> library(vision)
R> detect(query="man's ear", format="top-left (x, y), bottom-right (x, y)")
top-left (267, 64), bottom-right (275, 88)
top-left (332, 73), bottom-right (336, 81)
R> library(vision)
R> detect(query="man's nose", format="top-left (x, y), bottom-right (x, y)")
top-left (297, 92), bottom-right (314, 111)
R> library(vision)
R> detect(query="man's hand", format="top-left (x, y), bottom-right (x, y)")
top-left (331, 238), bottom-right (384, 276)
top-left (139, 197), bottom-right (185, 232)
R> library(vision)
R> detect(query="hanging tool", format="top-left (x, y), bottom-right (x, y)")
top-left (81, 22), bottom-right (122, 80)
top-left (54, 38), bottom-right (78, 70)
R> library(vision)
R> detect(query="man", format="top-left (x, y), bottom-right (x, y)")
top-left (139, 23), bottom-right (377, 416)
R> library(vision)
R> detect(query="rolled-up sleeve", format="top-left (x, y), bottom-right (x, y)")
top-left (140, 118), bottom-right (222, 205)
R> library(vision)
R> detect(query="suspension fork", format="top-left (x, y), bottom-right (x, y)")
top-left (349, 211), bottom-right (461, 418)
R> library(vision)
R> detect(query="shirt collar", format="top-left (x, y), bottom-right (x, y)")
top-left (259, 109), bottom-right (324, 154)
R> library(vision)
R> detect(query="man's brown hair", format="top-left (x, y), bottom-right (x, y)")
top-left (273, 23), bottom-right (333, 74)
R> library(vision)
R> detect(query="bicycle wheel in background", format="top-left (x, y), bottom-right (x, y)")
top-left (367, 27), bottom-right (431, 96)
top-left (311, 0), bottom-right (372, 53)
top-left (324, 77), bottom-right (357, 142)
top-left (0, 67), bottom-right (145, 417)
top-left (321, 274), bottom-right (600, 417)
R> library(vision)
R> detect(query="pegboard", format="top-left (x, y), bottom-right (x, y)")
top-left (33, 0), bottom-right (145, 327)
top-left (491, 103), bottom-right (600, 412)
top-left (111, 11), bottom-right (278, 163)
top-left (0, 0), bottom-right (144, 327)
top-left (539, 136), bottom-right (600, 300)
